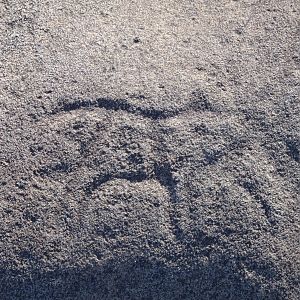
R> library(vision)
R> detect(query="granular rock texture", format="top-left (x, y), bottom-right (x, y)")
top-left (0, 0), bottom-right (299, 299)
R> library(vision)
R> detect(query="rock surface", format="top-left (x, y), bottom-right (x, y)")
top-left (0, 0), bottom-right (299, 299)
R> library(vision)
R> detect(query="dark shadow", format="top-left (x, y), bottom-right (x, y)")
top-left (0, 254), bottom-right (285, 300)
top-left (286, 139), bottom-right (299, 163)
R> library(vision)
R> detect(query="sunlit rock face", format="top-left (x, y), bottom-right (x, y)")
top-left (0, 0), bottom-right (299, 299)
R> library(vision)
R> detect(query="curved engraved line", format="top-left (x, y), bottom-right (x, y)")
top-left (84, 171), bottom-right (148, 195)
top-left (84, 166), bottom-right (182, 240)
top-left (52, 98), bottom-right (181, 120)
top-left (239, 180), bottom-right (274, 224)
top-left (51, 92), bottom-right (214, 121)
top-left (84, 164), bottom-right (179, 204)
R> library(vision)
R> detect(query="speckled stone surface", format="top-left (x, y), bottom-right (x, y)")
top-left (0, 1), bottom-right (299, 299)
